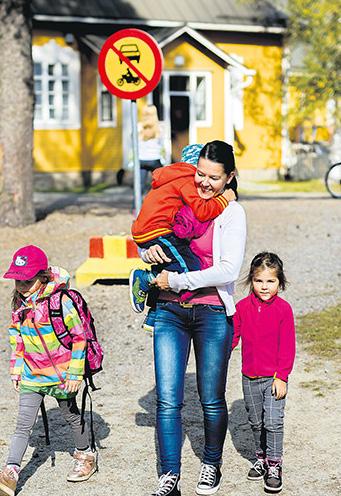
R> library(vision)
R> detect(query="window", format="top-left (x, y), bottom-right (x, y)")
top-left (98, 79), bottom-right (117, 127)
top-left (33, 40), bottom-right (80, 129)
top-left (195, 76), bottom-right (207, 121)
top-left (153, 73), bottom-right (211, 127)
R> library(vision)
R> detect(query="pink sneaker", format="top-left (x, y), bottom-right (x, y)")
top-left (0, 466), bottom-right (19, 496)
top-left (66, 450), bottom-right (98, 482)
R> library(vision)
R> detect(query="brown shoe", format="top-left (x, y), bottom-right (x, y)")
top-left (67, 450), bottom-right (98, 482)
top-left (0, 467), bottom-right (18, 496)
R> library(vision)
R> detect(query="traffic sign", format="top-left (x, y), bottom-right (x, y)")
top-left (98, 28), bottom-right (163, 100)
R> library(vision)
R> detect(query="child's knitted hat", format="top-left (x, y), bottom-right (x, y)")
top-left (181, 144), bottom-right (204, 166)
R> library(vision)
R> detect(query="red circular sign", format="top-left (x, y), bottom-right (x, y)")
top-left (98, 28), bottom-right (163, 100)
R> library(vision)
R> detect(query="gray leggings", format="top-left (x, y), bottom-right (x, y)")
top-left (7, 392), bottom-right (89, 467)
top-left (242, 376), bottom-right (286, 461)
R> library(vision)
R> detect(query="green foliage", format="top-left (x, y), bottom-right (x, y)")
top-left (296, 303), bottom-right (341, 360)
top-left (287, 0), bottom-right (341, 123)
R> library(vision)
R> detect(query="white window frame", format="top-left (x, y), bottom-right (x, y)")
top-left (33, 40), bottom-right (80, 130)
top-left (97, 77), bottom-right (117, 128)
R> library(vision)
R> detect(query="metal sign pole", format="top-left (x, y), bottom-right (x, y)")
top-left (131, 99), bottom-right (141, 214)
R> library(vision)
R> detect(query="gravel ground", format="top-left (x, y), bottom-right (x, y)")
top-left (0, 196), bottom-right (340, 496)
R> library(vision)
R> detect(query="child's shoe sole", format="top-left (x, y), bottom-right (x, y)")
top-left (67, 465), bottom-right (98, 482)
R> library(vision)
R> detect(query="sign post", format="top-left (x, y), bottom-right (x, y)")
top-left (98, 28), bottom-right (163, 214)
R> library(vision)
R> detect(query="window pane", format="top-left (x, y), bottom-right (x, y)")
top-left (62, 94), bottom-right (68, 106)
top-left (35, 94), bottom-right (42, 105)
top-left (61, 64), bottom-right (68, 76)
top-left (62, 107), bottom-right (69, 120)
top-left (170, 76), bottom-right (189, 91)
top-left (62, 80), bottom-right (69, 92)
top-left (195, 76), bottom-right (206, 121)
top-left (34, 80), bottom-right (42, 92)
top-left (49, 108), bottom-right (55, 118)
top-left (101, 92), bottom-right (113, 121)
top-left (34, 63), bottom-right (42, 76)
top-left (48, 64), bottom-right (55, 76)
top-left (48, 81), bottom-right (55, 92)
top-left (49, 95), bottom-right (54, 105)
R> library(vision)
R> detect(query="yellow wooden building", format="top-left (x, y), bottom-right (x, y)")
top-left (31, 0), bottom-right (288, 188)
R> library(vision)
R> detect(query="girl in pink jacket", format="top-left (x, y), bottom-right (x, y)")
top-left (232, 252), bottom-right (296, 494)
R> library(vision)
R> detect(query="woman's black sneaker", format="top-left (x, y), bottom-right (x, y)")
top-left (247, 458), bottom-right (266, 480)
top-left (264, 461), bottom-right (283, 492)
top-left (152, 472), bottom-right (181, 496)
top-left (196, 463), bottom-right (222, 495)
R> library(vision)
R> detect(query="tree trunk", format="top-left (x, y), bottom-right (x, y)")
top-left (0, 0), bottom-right (35, 226)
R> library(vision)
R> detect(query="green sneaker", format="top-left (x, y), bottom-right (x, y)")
top-left (129, 269), bottom-right (153, 313)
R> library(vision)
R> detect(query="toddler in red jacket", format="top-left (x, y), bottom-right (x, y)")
top-left (233, 252), bottom-right (296, 494)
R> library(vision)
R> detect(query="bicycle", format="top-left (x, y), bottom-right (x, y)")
top-left (325, 161), bottom-right (341, 198)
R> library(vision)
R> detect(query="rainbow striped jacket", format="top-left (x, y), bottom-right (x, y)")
top-left (8, 267), bottom-right (86, 387)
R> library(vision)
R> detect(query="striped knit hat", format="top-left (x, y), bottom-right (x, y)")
top-left (181, 144), bottom-right (204, 166)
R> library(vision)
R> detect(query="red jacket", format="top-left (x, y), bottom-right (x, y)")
top-left (232, 292), bottom-right (296, 382)
top-left (131, 163), bottom-right (228, 244)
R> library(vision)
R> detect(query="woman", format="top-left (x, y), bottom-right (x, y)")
top-left (141, 141), bottom-right (247, 496)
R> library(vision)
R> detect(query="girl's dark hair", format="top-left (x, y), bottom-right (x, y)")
top-left (245, 252), bottom-right (287, 292)
top-left (12, 269), bottom-right (52, 310)
top-left (199, 140), bottom-right (238, 197)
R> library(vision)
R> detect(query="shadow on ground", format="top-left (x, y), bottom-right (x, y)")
top-left (135, 373), bottom-right (256, 474)
top-left (16, 407), bottom-right (110, 494)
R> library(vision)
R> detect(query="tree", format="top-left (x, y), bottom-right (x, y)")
top-left (0, 0), bottom-right (35, 226)
top-left (286, 0), bottom-right (340, 126)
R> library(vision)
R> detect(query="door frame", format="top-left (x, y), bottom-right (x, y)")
top-left (161, 70), bottom-right (212, 162)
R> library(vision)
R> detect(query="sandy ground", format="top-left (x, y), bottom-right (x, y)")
top-left (0, 196), bottom-right (340, 496)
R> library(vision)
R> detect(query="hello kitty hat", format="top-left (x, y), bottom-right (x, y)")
top-left (3, 245), bottom-right (48, 280)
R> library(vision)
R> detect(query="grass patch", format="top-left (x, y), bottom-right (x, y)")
top-left (296, 304), bottom-right (341, 360)
top-left (263, 179), bottom-right (325, 193)
top-left (240, 178), bottom-right (326, 194)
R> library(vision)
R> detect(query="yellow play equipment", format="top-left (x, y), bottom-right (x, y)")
top-left (75, 235), bottom-right (149, 287)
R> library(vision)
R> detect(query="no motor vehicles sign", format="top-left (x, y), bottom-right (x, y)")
top-left (98, 28), bottom-right (163, 100)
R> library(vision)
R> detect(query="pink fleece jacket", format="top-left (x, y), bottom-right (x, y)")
top-left (232, 292), bottom-right (296, 382)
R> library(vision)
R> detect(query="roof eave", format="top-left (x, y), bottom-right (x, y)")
top-left (33, 14), bottom-right (287, 34)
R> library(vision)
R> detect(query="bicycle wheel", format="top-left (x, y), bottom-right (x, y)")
top-left (325, 162), bottom-right (341, 198)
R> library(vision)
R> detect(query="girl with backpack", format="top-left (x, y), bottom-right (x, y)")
top-left (0, 245), bottom-right (98, 496)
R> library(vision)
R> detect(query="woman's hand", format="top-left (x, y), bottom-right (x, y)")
top-left (272, 378), bottom-right (287, 399)
top-left (143, 245), bottom-right (172, 264)
top-left (65, 379), bottom-right (82, 394)
top-left (154, 270), bottom-right (171, 290)
top-left (12, 379), bottom-right (20, 393)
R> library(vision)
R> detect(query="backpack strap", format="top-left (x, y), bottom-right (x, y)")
top-left (81, 377), bottom-right (96, 452)
top-left (40, 398), bottom-right (50, 446)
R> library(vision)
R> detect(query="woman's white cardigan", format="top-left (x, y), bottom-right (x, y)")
top-left (167, 201), bottom-right (247, 316)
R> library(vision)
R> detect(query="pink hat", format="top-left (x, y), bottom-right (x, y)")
top-left (3, 245), bottom-right (48, 280)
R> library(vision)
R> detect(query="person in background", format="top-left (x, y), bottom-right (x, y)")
top-left (138, 104), bottom-right (164, 195)
top-left (232, 252), bottom-right (296, 493)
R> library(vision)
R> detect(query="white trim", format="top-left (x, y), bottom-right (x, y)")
top-left (33, 15), bottom-right (286, 34)
top-left (224, 69), bottom-right (234, 144)
top-left (187, 22), bottom-right (286, 34)
top-left (158, 26), bottom-right (255, 75)
top-left (281, 41), bottom-right (292, 171)
top-left (97, 76), bottom-right (117, 128)
top-left (33, 40), bottom-right (80, 130)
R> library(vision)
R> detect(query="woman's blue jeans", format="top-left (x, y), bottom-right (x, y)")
top-left (153, 301), bottom-right (233, 474)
